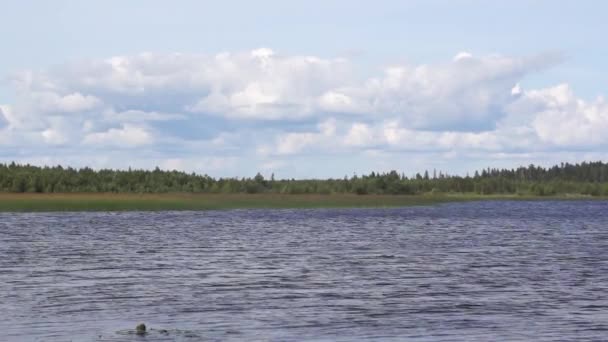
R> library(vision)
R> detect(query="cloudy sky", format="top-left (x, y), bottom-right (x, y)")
top-left (1, 1), bottom-right (607, 178)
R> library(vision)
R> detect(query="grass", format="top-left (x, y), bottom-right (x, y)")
top-left (0, 192), bottom-right (604, 212)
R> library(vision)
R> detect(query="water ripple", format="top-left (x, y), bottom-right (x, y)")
top-left (1, 201), bottom-right (608, 341)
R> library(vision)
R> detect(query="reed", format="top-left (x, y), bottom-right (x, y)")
top-left (0, 192), bottom-right (602, 212)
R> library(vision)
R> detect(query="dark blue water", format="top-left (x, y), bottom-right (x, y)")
top-left (1, 201), bottom-right (608, 341)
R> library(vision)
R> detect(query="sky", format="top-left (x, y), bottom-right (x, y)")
top-left (1, 0), bottom-right (607, 178)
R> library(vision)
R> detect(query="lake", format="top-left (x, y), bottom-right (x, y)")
top-left (1, 201), bottom-right (608, 341)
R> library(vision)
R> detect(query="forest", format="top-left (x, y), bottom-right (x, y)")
top-left (1, 161), bottom-right (608, 196)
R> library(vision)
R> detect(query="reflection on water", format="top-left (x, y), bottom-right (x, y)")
top-left (1, 201), bottom-right (608, 341)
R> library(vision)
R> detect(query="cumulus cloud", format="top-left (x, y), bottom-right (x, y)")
top-left (101, 109), bottom-right (186, 123)
top-left (10, 49), bottom-right (560, 126)
top-left (41, 128), bottom-right (68, 145)
top-left (83, 124), bottom-right (153, 147)
top-left (252, 118), bottom-right (339, 156)
top-left (255, 119), bottom-right (332, 156)
top-left (266, 119), bottom-right (508, 156)
top-left (188, 50), bottom-right (351, 120)
top-left (526, 85), bottom-right (608, 146)
top-left (1, 48), bottom-right (606, 176)
top-left (319, 52), bottom-right (561, 131)
top-left (10, 49), bottom-right (351, 121)
top-left (28, 92), bottom-right (101, 113)
top-left (453, 51), bottom-right (474, 61)
top-left (344, 123), bottom-right (375, 147)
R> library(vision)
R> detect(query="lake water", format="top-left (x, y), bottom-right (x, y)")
top-left (1, 201), bottom-right (608, 341)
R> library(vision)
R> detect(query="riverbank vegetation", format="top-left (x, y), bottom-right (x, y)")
top-left (0, 193), bottom-right (602, 212)
top-left (1, 161), bottom-right (608, 197)
top-left (0, 193), bottom-right (449, 211)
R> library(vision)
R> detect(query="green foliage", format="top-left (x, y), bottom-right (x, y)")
top-left (0, 161), bottom-right (607, 196)
top-left (0, 193), bottom-right (480, 212)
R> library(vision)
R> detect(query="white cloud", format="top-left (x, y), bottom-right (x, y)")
top-left (276, 132), bottom-right (320, 155)
top-left (344, 123), bottom-right (374, 146)
top-left (189, 50), bottom-right (351, 120)
top-left (526, 84), bottom-right (608, 146)
top-left (317, 91), bottom-right (365, 114)
top-left (17, 91), bottom-right (101, 115)
top-left (264, 117), bottom-right (537, 157)
top-left (0, 105), bottom-right (12, 127)
top-left (271, 118), bottom-right (339, 155)
top-left (83, 124), bottom-right (153, 147)
top-left (322, 52), bottom-right (560, 130)
top-left (378, 122), bottom-right (502, 152)
top-left (3, 48), bottom-right (607, 177)
top-left (453, 51), bottom-right (473, 61)
top-left (9, 49), bottom-right (349, 121)
top-left (41, 128), bottom-right (68, 145)
top-left (102, 109), bottom-right (186, 123)
top-left (46, 92), bottom-right (101, 113)
top-left (318, 118), bottom-right (337, 136)
top-left (8, 49), bottom-right (558, 128)
top-left (250, 48), bottom-right (275, 59)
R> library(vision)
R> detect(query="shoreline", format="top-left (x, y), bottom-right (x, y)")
top-left (0, 193), bottom-right (605, 212)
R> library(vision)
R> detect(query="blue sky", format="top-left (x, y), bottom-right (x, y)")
top-left (1, 1), bottom-right (607, 178)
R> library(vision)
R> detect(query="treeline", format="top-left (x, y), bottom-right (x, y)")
top-left (1, 161), bottom-right (608, 196)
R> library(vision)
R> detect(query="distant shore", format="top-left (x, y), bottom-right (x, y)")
top-left (0, 193), bottom-right (605, 212)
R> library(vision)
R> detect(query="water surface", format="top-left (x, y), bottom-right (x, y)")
top-left (1, 201), bottom-right (608, 341)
